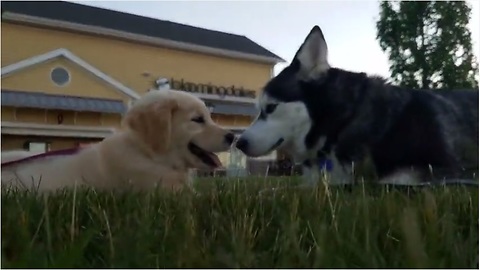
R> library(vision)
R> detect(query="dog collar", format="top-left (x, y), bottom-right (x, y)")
top-left (319, 158), bottom-right (333, 172)
top-left (1, 147), bottom-right (81, 168)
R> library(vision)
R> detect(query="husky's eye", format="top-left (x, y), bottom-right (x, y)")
top-left (265, 104), bottom-right (278, 114)
top-left (191, 116), bottom-right (205, 123)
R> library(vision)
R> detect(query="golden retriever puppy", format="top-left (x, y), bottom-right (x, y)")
top-left (1, 150), bottom-right (37, 164)
top-left (1, 90), bottom-right (235, 193)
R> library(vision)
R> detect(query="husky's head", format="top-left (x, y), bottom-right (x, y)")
top-left (236, 25), bottom-right (331, 157)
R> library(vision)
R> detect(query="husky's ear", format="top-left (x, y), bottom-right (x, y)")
top-left (292, 25), bottom-right (330, 80)
top-left (123, 98), bottom-right (177, 154)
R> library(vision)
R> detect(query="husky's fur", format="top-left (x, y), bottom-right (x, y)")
top-left (236, 25), bottom-right (479, 185)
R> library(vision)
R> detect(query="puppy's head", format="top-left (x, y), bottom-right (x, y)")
top-left (123, 90), bottom-right (235, 170)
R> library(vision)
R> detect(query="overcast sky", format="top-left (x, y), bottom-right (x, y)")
top-left (72, 0), bottom-right (480, 78)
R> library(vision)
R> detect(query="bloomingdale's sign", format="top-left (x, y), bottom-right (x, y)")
top-left (169, 78), bottom-right (256, 98)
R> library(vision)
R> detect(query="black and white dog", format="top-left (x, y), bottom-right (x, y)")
top-left (236, 25), bottom-right (479, 186)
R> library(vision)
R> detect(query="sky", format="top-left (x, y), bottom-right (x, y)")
top-left (72, 0), bottom-right (480, 78)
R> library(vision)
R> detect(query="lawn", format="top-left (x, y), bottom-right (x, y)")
top-left (1, 177), bottom-right (478, 268)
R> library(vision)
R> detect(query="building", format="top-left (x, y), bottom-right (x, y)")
top-left (0, 1), bottom-right (284, 175)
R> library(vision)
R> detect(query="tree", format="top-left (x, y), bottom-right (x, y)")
top-left (376, 1), bottom-right (479, 90)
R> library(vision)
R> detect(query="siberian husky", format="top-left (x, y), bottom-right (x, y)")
top-left (236, 25), bottom-right (479, 186)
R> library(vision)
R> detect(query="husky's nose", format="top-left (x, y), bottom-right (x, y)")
top-left (235, 137), bottom-right (248, 152)
top-left (224, 132), bottom-right (235, 145)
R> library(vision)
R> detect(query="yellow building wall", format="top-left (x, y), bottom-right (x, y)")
top-left (1, 135), bottom-right (26, 150)
top-left (211, 114), bottom-right (252, 127)
top-left (14, 108), bottom-right (45, 123)
top-left (233, 115), bottom-right (253, 126)
top-left (101, 113), bottom-right (122, 127)
top-left (1, 22), bottom-right (273, 97)
top-left (1, 57), bottom-right (131, 102)
top-left (45, 110), bottom-right (73, 125)
top-left (1, 107), bottom-right (16, 121)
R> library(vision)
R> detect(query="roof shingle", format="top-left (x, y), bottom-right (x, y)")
top-left (1, 1), bottom-right (283, 61)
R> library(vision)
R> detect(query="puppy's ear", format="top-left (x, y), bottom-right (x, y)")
top-left (292, 25), bottom-right (330, 80)
top-left (124, 99), bottom-right (177, 154)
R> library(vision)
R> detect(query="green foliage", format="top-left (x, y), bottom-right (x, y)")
top-left (376, 1), bottom-right (479, 89)
top-left (2, 177), bottom-right (478, 268)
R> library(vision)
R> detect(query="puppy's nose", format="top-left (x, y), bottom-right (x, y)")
top-left (235, 137), bottom-right (248, 152)
top-left (224, 132), bottom-right (235, 145)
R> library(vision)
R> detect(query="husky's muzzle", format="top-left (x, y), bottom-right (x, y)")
top-left (235, 136), bottom-right (284, 157)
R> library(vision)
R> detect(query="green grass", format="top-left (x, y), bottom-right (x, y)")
top-left (1, 177), bottom-right (478, 268)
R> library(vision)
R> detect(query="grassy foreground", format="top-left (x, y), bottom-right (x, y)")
top-left (1, 177), bottom-right (478, 268)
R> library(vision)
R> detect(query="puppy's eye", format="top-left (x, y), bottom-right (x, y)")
top-left (265, 104), bottom-right (278, 114)
top-left (191, 116), bottom-right (205, 123)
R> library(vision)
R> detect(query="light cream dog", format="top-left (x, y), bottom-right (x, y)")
top-left (1, 90), bottom-right (235, 193)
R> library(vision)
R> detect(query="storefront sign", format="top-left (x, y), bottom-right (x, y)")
top-left (170, 78), bottom-right (256, 98)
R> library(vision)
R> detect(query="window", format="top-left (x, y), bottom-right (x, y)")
top-left (50, 67), bottom-right (70, 86)
top-left (26, 142), bottom-right (50, 154)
